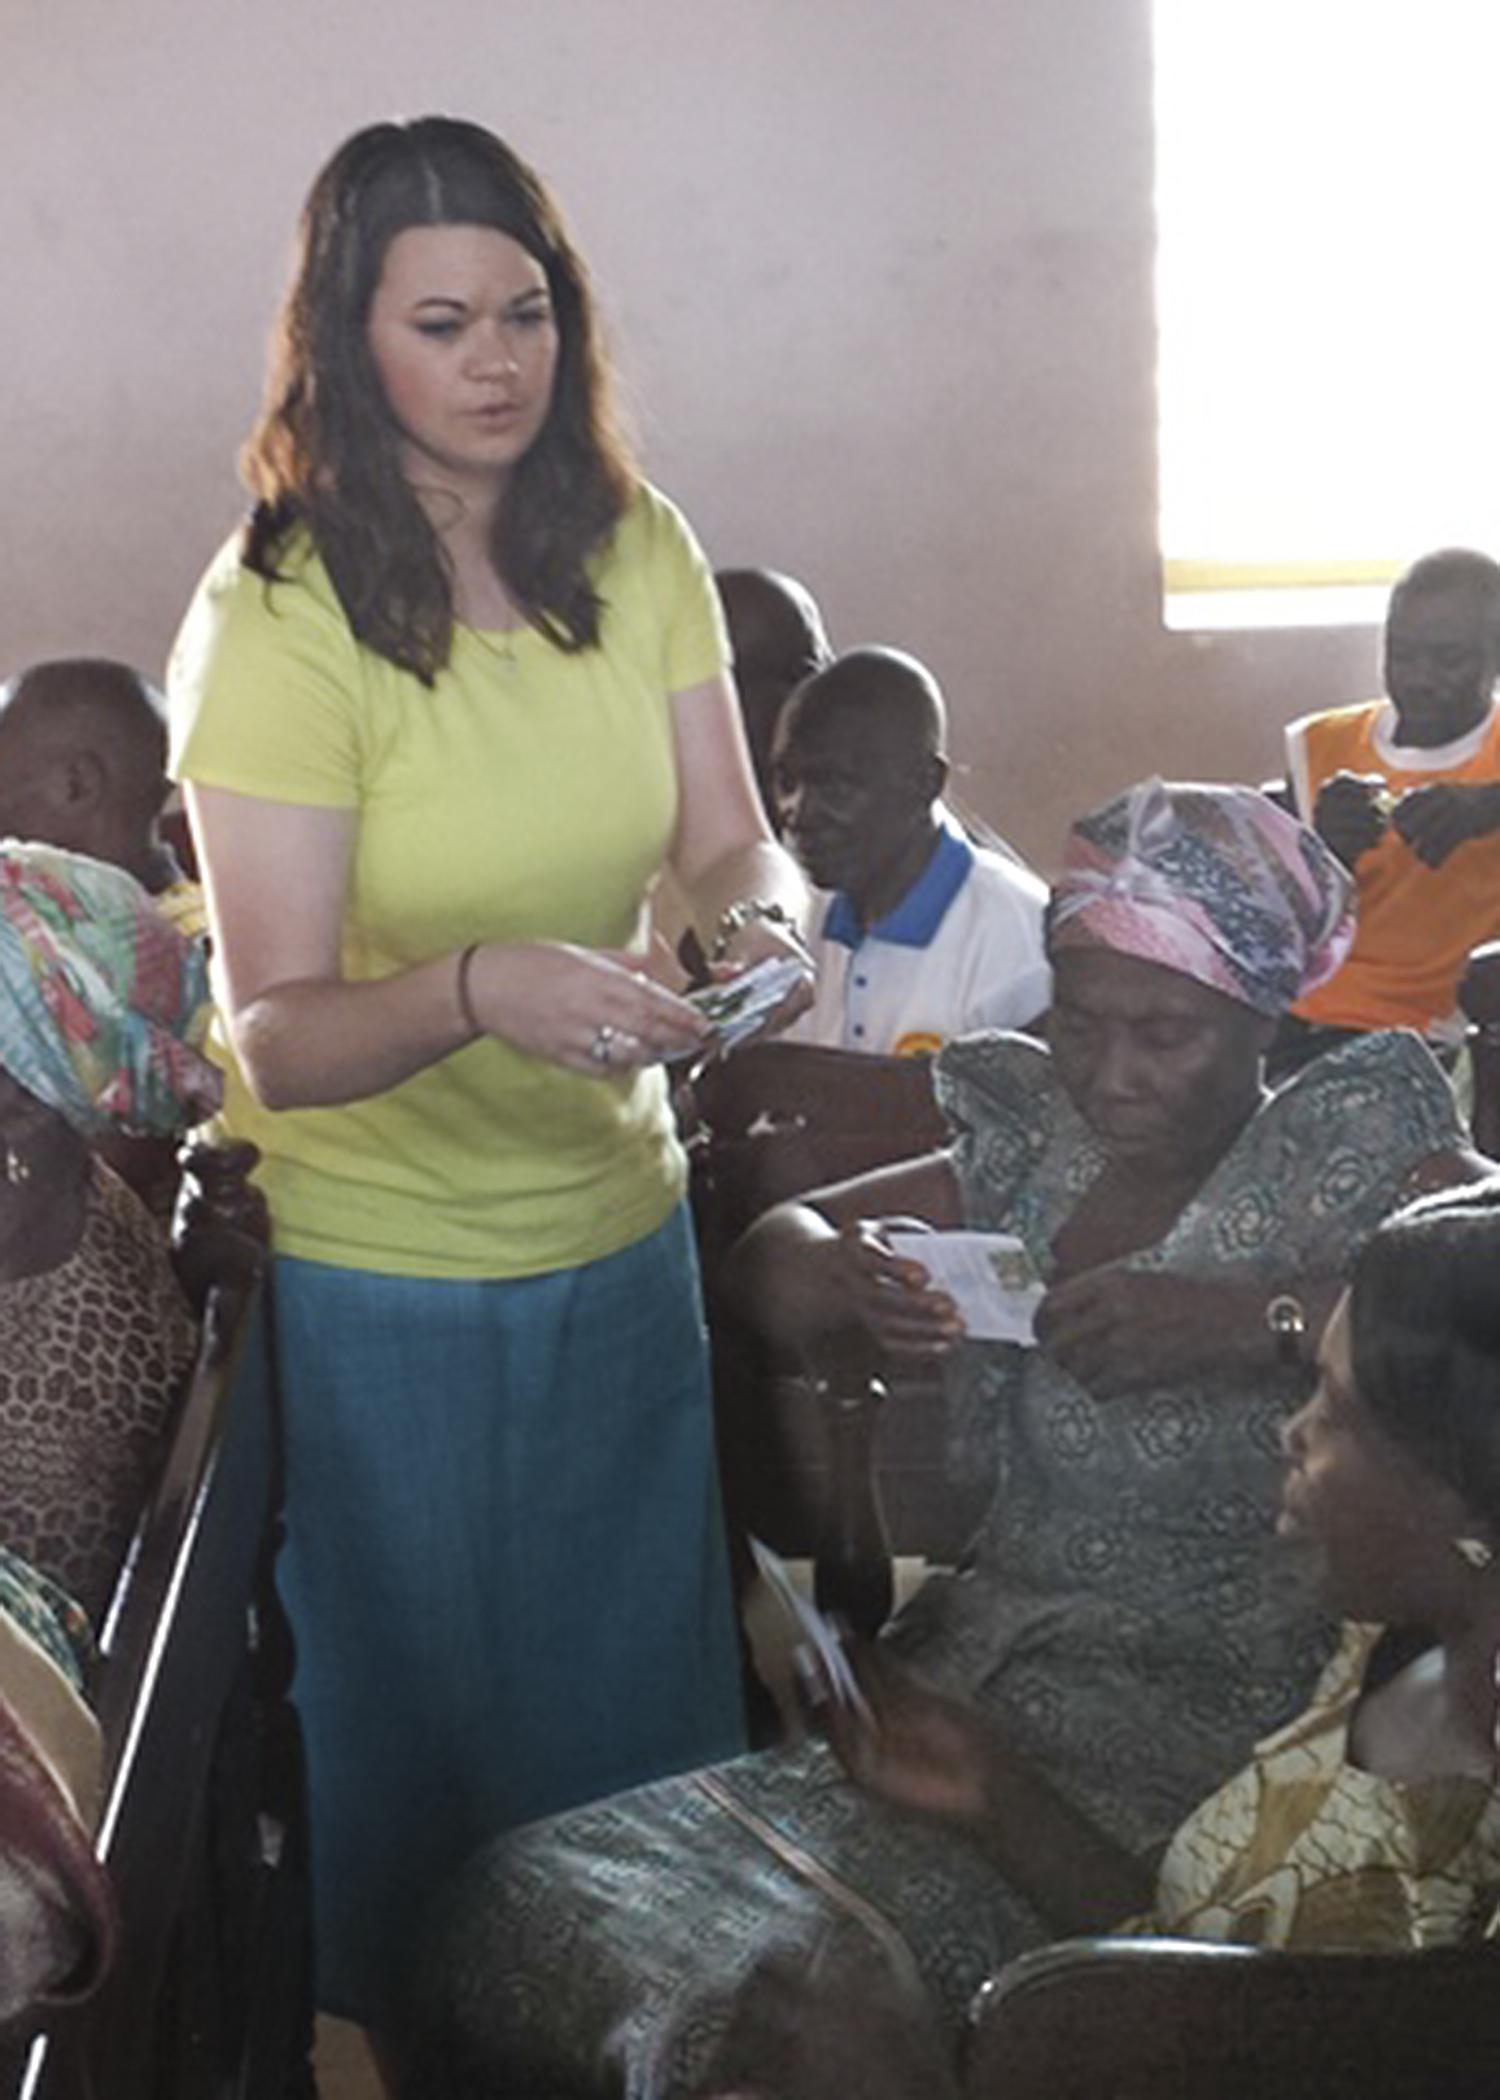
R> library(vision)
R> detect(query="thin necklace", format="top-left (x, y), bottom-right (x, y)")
top-left (469, 624), bottom-right (521, 676)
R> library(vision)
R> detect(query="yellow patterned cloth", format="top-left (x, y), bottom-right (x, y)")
top-left (1136, 1623), bottom-right (1500, 1950)
top-left (153, 875), bottom-right (209, 944)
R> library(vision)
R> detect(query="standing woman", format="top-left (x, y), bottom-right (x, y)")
top-left (167, 116), bottom-right (810, 2031)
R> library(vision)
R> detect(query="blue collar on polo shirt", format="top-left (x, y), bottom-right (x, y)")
top-left (822, 816), bottom-right (975, 950)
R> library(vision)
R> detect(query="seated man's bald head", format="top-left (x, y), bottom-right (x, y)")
top-left (0, 658), bottom-right (170, 883)
top-left (772, 647), bottom-right (951, 921)
top-left (782, 646), bottom-right (947, 760)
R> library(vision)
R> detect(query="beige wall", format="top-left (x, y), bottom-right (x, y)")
top-left (0, 0), bottom-right (1381, 867)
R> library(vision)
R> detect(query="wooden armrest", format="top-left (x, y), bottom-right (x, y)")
top-left (962, 1935), bottom-right (1500, 2100)
top-left (1459, 945), bottom-right (1500, 1154)
top-left (169, 1137), bottom-right (270, 1316)
top-left (79, 1266), bottom-right (275, 2095)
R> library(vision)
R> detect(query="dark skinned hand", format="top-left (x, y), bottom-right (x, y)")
top-left (1312, 770), bottom-right (1389, 867)
top-left (1391, 781), bottom-right (1500, 868)
top-left (815, 1641), bottom-right (993, 1821)
top-left (829, 1218), bottom-right (965, 1359)
top-left (1034, 1268), bottom-right (1256, 1398)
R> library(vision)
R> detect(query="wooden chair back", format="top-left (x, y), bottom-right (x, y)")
top-left (685, 1037), bottom-right (948, 1264)
top-left (962, 1933), bottom-right (1500, 2100)
top-left (1459, 939), bottom-right (1500, 1156)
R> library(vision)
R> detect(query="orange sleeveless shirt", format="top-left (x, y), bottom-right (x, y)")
top-left (1287, 699), bottom-right (1500, 1033)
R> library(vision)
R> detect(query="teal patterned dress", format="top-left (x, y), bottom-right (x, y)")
top-left (408, 1031), bottom-right (1461, 2100)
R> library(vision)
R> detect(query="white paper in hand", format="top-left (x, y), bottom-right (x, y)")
top-left (885, 1230), bottom-right (1045, 1344)
top-left (749, 1537), bottom-right (874, 1725)
top-left (669, 955), bottom-right (808, 1060)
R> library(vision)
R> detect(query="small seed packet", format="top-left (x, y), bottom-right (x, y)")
top-left (671, 954), bottom-right (808, 1059)
top-left (884, 1230), bottom-right (1045, 1344)
top-left (749, 1537), bottom-right (874, 1725)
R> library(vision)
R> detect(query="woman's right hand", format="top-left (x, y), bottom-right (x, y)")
top-left (464, 941), bottom-right (711, 1075)
top-left (829, 1218), bottom-right (965, 1357)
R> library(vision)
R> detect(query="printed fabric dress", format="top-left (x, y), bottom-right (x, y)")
top-left (1130, 1622), bottom-right (1500, 1948)
top-left (407, 1029), bottom-right (1462, 2100)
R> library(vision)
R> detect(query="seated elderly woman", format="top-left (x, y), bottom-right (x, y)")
top-left (404, 781), bottom-right (1486, 2098)
top-left (0, 842), bottom-right (220, 1628)
top-left (694, 1183), bottom-right (1500, 2099)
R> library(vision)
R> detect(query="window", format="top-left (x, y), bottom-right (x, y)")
top-left (1155, 1), bottom-right (1500, 628)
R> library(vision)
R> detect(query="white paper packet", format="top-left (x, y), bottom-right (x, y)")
top-left (884, 1230), bottom-right (1045, 1344)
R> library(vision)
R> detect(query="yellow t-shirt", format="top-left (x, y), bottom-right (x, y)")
top-left (168, 484), bottom-right (728, 1280)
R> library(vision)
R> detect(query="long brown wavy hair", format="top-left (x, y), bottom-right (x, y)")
top-left (241, 117), bottom-right (637, 682)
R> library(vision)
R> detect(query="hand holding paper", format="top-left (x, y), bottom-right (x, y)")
top-left (750, 1537), bottom-right (874, 1726)
top-left (883, 1230), bottom-right (1044, 1344)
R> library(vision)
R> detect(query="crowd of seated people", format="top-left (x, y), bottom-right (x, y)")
top-left (2, 127), bottom-right (1495, 2100)
top-left (682, 1185), bottom-right (1500, 2098)
top-left (400, 776), bottom-right (1493, 2095)
top-left (11, 561), bottom-right (1500, 2095)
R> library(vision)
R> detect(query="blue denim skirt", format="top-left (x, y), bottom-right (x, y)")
top-left (271, 1204), bottom-right (745, 2021)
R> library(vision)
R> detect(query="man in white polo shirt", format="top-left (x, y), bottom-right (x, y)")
top-left (774, 648), bottom-right (1049, 1056)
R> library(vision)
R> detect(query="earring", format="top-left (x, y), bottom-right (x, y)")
top-left (1454, 1535), bottom-right (1495, 1572)
top-left (3, 1144), bottom-right (29, 1187)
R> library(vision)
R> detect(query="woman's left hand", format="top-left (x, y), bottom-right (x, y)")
top-left (1035, 1270), bottom-right (1265, 1397)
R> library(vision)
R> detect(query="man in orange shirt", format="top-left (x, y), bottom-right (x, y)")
top-left (1272, 548), bottom-right (1500, 1078)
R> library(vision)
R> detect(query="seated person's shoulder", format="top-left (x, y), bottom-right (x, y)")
top-left (1272, 1027), bottom-right (1465, 1159)
top-left (968, 843), bottom-right (1048, 915)
top-left (954, 847), bottom-right (1051, 1029)
top-left (934, 1027), bottom-right (1055, 1137)
top-left (1289, 697), bottom-right (1383, 736)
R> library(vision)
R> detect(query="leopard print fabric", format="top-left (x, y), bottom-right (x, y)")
top-left (0, 1163), bottom-right (198, 1624)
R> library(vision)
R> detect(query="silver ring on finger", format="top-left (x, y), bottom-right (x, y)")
top-left (589, 1022), bottom-right (618, 1067)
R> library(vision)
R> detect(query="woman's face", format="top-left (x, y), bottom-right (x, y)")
top-left (365, 223), bottom-right (559, 498)
top-left (1279, 1295), bottom-right (1474, 1618)
top-left (1047, 948), bottom-right (1272, 1181)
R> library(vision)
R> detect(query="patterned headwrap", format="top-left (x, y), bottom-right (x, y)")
top-left (0, 843), bottom-right (221, 1138)
top-left (1047, 778), bottom-right (1355, 1017)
